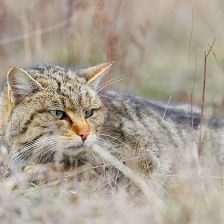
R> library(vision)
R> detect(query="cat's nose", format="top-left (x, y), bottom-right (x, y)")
top-left (78, 131), bottom-right (89, 141)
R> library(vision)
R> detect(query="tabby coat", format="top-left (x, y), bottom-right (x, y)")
top-left (0, 63), bottom-right (223, 177)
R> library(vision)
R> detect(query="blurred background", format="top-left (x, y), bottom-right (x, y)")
top-left (1, 0), bottom-right (224, 115)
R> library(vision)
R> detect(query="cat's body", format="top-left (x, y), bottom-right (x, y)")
top-left (102, 91), bottom-right (224, 175)
top-left (1, 64), bottom-right (224, 180)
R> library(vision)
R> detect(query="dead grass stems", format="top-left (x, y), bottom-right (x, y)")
top-left (199, 39), bottom-right (216, 155)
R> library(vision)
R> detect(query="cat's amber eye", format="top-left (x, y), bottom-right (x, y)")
top-left (50, 110), bottom-right (65, 119)
top-left (84, 109), bottom-right (93, 118)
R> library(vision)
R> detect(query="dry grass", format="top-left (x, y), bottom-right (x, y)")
top-left (1, 142), bottom-right (224, 224)
top-left (1, 0), bottom-right (224, 223)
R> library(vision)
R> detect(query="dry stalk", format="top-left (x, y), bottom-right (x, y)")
top-left (199, 39), bottom-right (216, 155)
top-left (91, 144), bottom-right (165, 210)
top-left (191, 54), bottom-right (197, 130)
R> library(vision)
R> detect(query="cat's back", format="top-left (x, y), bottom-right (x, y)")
top-left (102, 91), bottom-right (201, 131)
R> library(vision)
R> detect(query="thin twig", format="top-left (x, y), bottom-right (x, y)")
top-left (191, 54), bottom-right (197, 130)
top-left (199, 39), bottom-right (216, 155)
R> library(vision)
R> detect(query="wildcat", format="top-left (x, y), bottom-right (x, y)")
top-left (0, 63), bottom-right (223, 179)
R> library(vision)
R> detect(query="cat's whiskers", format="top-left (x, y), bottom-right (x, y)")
top-left (41, 149), bottom-right (55, 163)
top-left (96, 76), bottom-right (124, 93)
top-left (35, 146), bottom-right (55, 164)
top-left (96, 137), bottom-right (124, 160)
top-left (96, 77), bottom-right (124, 93)
top-left (37, 151), bottom-right (152, 188)
top-left (11, 132), bottom-right (152, 173)
top-left (11, 145), bottom-right (46, 168)
top-left (95, 138), bottom-right (156, 168)
top-left (29, 138), bottom-right (59, 163)
top-left (10, 136), bottom-right (59, 171)
top-left (97, 134), bottom-right (132, 153)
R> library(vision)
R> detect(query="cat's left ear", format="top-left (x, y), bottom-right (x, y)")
top-left (78, 62), bottom-right (113, 88)
top-left (7, 66), bottom-right (43, 104)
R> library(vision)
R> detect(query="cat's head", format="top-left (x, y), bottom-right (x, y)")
top-left (2, 63), bottom-right (112, 171)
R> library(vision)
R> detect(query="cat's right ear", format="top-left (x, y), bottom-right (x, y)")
top-left (7, 66), bottom-right (43, 105)
top-left (77, 62), bottom-right (113, 89)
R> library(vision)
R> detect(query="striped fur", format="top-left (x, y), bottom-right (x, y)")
top-left (1, 64), bottom-right (224, 177)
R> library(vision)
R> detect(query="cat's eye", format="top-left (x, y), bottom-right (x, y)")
top-left (50, 110), bottom-right (65, 119)
top-left (84, 109), bottom-right (93, 118)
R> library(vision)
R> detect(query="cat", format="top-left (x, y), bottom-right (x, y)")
top-left (0, 63), bottom-right (224, 181)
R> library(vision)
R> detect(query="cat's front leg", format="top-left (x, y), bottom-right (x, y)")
top-left (23, 163), bottom-right (62, 184)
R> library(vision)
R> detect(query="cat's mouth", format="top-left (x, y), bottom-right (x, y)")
top-left (60, 135), bottom-right (96, 151)
top-left (66, 142), bottom-right (84, 149)
top-left (58, 135), bottom-right (96, 156)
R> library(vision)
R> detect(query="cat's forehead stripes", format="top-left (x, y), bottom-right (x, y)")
top-left (26, 65), bottom-right (97, 109)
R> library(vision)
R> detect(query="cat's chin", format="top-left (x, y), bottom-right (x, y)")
top-left (61, 143), bottom-right (91, 156)
top-left (56, 135), bottom-right (97, 158)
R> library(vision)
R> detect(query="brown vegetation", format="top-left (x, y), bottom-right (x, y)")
top-left (1, 0), bottom-right (224, 223)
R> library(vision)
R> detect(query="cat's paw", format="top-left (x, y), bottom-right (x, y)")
top-left (23, 163), bottom-right (59, 184)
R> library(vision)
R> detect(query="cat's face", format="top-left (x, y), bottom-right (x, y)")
top-left (2, 63), bottom-right (111, 170)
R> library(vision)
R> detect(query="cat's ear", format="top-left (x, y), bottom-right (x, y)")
top-left (7, 66), bottom-right (43, 104)
top-left (77, 62), bottom-right (113, 88)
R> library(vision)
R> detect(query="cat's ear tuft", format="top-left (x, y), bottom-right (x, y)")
top-left (78, 62), bottom-right (113, 88)
top-left (7, 66), bottom-right (43, 104)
